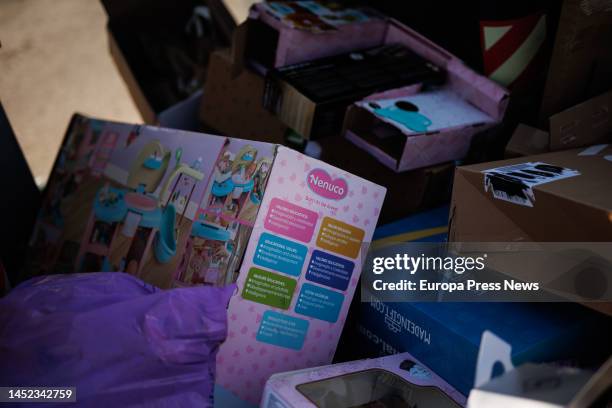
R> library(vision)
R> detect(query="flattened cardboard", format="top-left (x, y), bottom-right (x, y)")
top-left (539, 0), bottom-right (612, 122)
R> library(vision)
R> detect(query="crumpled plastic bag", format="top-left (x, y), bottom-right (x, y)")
top-left (0, 272), bottom-right (234, 407)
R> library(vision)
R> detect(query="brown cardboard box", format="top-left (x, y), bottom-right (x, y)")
top-left (539, 0), bottom-right (612, 123)
top-left (200, 50), bottom-right (288, 143)
top-left (506, 89), bottom-right (612, 157)
top-left (317, 136), bottom-right (455, 225)
top-left (450, 146), bottom-right (612, 243)
top-left (549, 89), bottom-right (612, 150)
top-left (450, 146), bottom-right (612, 315)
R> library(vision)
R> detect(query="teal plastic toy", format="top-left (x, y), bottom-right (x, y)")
top-left (371, 100), bottom-right (432, 132)
top-left (154, 204), bottom-right (177, 264)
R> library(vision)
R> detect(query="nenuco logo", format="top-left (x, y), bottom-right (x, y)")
top-left (307, 169), bottom-right (348, 200)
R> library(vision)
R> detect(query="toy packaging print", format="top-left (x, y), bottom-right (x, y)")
top-left (25, 114), bottom-right (387, 405)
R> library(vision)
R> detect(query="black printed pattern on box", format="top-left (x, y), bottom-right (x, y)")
top-left (483, 162), bottom-right (580, 207)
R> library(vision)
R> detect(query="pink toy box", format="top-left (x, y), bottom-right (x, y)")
top-left (261, 352), bottom-right (466, 407)
top-left (234, 1), bottom-right (387, 71)
top-left (342, 21), bottom-right (509, 172)
top-left (25, 114), bottom-right (386, 406)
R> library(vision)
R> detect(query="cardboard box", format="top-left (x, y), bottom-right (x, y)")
top-left (358, 207), bottom-right (612, 395)
top-left (317, 133), bottom-right (455, 226)
top-left (468, 363), bottom-right (598, 408)
top-left (102, 0), bottom-right (235, 129)
top-left (342, 20), bottom-right (508, 172)
top-left (200, 50), bottom-right (455, 224)
top-left (504, 124), bottom-right (551, 158)
top-left (263, 44), bottom-right (446, 139)
top-left (25, 114), bottom-right (386, 405)
top-left (360, 298), bottom-right (611, 397)
top-left (506, 90), bottom-right (612, 157)
top-left (539, 0), bottom-right (612, 123)
top-left (234, 1), bottom-right (388, 71)
top-left (449, 146), bottom-right (612, 315)
top-left (468, 333), bottom-right (612, 408)
top-left (200, 50), bottom-right (288, 143)
top-left (449, 146), bottom-right (612, 242)
top-left (262, 352), bottom-right (466, 407)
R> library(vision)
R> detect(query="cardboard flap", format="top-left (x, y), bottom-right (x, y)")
top-left (505, 124), bottom-right (550, 158)
top-left (549, 89), bottom-right (612, 150)
top-left (539, 0), bottom-right (612, 122)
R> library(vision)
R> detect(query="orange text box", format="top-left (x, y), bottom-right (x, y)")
top-left (316, 217), bottom-right (365, 259)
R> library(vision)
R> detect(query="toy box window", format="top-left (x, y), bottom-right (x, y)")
top-left (296, 368), bottom-right (459, 408)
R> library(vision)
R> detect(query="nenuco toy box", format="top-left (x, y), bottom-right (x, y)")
top-left (26, 114), bottom-right (386, 405)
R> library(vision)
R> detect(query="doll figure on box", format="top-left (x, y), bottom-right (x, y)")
top-left (205, 150), bottom-right (235, 225)
top-left (228, 145), bottom-right (258, 215)
top-left (238, 158), bottom-right (272, 222)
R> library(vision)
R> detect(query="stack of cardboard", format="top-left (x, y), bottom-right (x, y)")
top-left (199, 1), bottom-right (512, 224)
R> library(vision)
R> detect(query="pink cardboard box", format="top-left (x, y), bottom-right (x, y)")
top-left (261, 352), bottom-right (466, 407)
top-left (26, 114), bottom-right (386, 406)
top-left (234, 1), bottom-right (388, 71)
top-left (343, 21), bottom-right (509, 172)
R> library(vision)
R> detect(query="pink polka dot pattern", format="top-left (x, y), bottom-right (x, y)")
top-left (215, 147), bottom-right (386, 404)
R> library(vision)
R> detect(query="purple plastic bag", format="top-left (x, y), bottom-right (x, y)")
top-left (0, 273), bottom-right (234, 407)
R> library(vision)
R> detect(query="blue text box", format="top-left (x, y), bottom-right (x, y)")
top-left (256, 310), bottom-right (309, 350)
top-left (295, 283), bottom-right (345, 323)
top-left (254, 233), bottom-right (308, 277)
top-left (305, 249), bottom-right (355, 291)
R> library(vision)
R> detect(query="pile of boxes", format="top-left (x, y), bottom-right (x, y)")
top-left (2, 0), bottom-right (611, 407)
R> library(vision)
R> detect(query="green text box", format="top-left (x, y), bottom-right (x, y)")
top-left (242, 267), bottom-right (297, 309)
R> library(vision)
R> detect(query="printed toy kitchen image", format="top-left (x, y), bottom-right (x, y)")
top-left (27, 115), bottom-right (276, 288)
top-left (20, 112), bottom-right (387, 405)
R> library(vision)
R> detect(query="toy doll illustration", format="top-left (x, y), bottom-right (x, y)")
top-left (204, 148), bottom-right (235, 225)
top-left (228, 145), bottom-right (258, 214)
top-left (238, 158), bottom-right (273, 221)
top-left (209, 150), bottom-right (235, 207)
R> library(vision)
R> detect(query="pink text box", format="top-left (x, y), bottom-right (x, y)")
top-left (264, 198), bottom-right (318, 243)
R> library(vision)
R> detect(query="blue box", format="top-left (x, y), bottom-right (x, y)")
top-left (253, 232), bottom-right (308, 277)
top-left (359, 206), bottom-right (612, 396)
top-left (305, 250), bottom-right (355, 291)
top-left (296, 283), bottom-right (344, 323)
